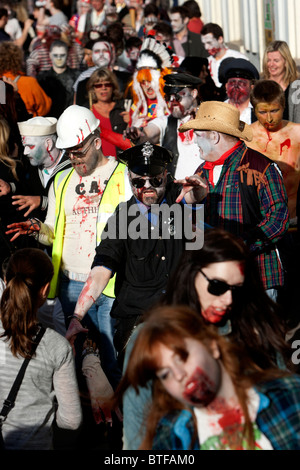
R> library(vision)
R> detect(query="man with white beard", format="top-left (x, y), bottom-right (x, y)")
top-left (179, 100), bottom-right (289, 302)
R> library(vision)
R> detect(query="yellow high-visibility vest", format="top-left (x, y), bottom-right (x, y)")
top-left (48, 162), bottom-right (128, 299)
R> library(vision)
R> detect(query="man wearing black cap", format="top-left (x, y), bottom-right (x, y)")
top-left (65, 141), bottom-right (207, 364)
top-left (219, 57), bottom-right (260, 124)
top-left (126, 72), bottom-right (204, 178)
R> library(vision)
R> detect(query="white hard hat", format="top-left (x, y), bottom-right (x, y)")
top-left (56, 105), bottom-right (100, 149)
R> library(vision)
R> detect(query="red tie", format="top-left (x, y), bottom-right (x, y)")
top-left (203, 142), bottom-right (242, 186)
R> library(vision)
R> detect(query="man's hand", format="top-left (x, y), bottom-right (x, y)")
top-left (175, 174), bottom-right (208, 204)
top-left (0, 179), bottom-right (11, 196)
top-left (124, 126), bottom-right (146, 143)
top-left (12, 195), bottom-right (41, 217)
top-left (65, 317), bottom-right (89, 350)
top-left (6, 219), bottom-right (40, 242)
top-left (82, 339), bottom-right (123, 425)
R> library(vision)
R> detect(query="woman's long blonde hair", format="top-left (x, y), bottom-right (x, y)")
top-left (0, 118), bottom-right (18, 181)
top-left (262, 40), bottom-right (299, 87)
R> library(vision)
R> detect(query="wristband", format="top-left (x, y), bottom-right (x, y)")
top-left (69, 314), bottom-right (83, 323)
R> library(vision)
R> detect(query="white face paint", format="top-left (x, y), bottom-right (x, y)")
top-left (50, 45), bottom-right (68, 69)
top-left (194, 131), bottom-right (214, 160)
top-left (201, 33), bottom-right (223, 57)
top-left (21, 135), bottom-right (52, 168)
top-left (92, 41), bottom-right (112, 68)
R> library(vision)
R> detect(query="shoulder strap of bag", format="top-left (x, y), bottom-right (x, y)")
top-left (0, 326), bottom-right (46, 420)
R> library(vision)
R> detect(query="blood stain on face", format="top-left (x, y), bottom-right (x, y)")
top-left (183, 367), bottom-right (216, 406)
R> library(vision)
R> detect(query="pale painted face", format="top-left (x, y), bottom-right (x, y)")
top-left (156, 338), bottom-right (221, 407)
top-left (194, 261), bottom-right (245, 324)
top-left (50, 45), bottom-right (68, 69)
top-left (201, 33), bottom-right (223, 57)
top-left (129, 170), bottom-right (167, 206)
top-left (255, 101), bottom-right (284, 132)
top-left (194, 130), bottom-right (214, 160)
top-left (92, 41), bottom-right (112, 68)
top-left (267, 51), bottom-right (286, 79)
top-left (166, 88), bottom-right (196, 119)
top-left (170, 12), bottom-right (186, 34)
top-left (140, 80), bottom-right (157, 100)
top-left (22, 135), bottom-right (51, 168)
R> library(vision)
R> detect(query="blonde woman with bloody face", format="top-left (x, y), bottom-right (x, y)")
top-left (115, 305), bottom-right (300, 450)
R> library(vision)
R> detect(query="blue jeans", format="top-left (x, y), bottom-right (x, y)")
top-left (59, 273), bottom-right (121, 389)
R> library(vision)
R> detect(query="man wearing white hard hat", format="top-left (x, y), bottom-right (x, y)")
top-left (7, 105), bottom-right (131, 400)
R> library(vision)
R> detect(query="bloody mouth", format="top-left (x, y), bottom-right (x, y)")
top-left (183, 367), bottom-right (216, 406)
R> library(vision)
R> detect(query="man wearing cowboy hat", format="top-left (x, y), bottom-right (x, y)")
top-left (179, 100), bottom-right (289, 301)
top-left (219, 57), bottom-right (260, 124)
top-left (65, 141), bottom-right (208, 364)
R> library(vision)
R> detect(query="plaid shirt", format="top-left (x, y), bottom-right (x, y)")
top-left (196, 142), bottom-right (289, 289)
top-left (152, 375), bottom-right (300, 450)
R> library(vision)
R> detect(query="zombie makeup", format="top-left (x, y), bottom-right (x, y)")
top-left (195, 261), bottom-right (245, 325)
top-left (140, 80), bottom-right (157, 100)
top-left (156, 338), bottom-right (221, 407)
top-left (129, 170), bottom-right (167, 206)
top-left (226, 78), bottom-right (251, 105)
top-left (92, 41), bottom-right (112, 68)
top-left (67, 138), bottom-right (99, 176)
top-left (166, 88), bottom-right (196, 119)
top-left (22, 136), bottom-right (49, 168)
top-left (201, 33), bottom-right (222, 57)
top-left (50, 46), bottom-right (68, 70)
top-left (194, 131), bottom-right (214, 159)
top-left (183, 366), bottom-right (217, 406)
top-left (255, 101), bottom-right (284, 132)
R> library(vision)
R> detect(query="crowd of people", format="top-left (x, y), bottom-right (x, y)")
top-left (0, 0), bottom-right (300, 452)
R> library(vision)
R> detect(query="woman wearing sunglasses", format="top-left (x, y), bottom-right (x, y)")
top-left (121, 228), bottom-right (293, 449)
top-left (162, 227), bottom-right (291, 368)
top-left (86, 68), bottom-right (131, 158)
top-left (115, 305), bottom-right (300, 450)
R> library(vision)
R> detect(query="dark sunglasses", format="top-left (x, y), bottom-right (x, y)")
top-left (200, 269), bottom-right (244, 296)
top-left (131, 176), bottom-right (164, 189)
top-left (93, 82), bottom-right (113, 89)
top-left (165, 92), bottom-right (183, 102)
top-left (65, 138), bottom-right (96, 159)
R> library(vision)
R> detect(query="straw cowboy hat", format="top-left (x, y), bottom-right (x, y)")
top-left (179, 101), bottom-right (253, 142)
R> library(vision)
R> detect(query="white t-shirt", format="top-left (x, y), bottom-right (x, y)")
top-left (42, 157), bottom-right (119, 280)
top-left (150, 114), bottom-right (204, 178)
top-left (194, 388), bottom-right (273, 450)
top-left (209, 49), bottom-right (249, 88)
